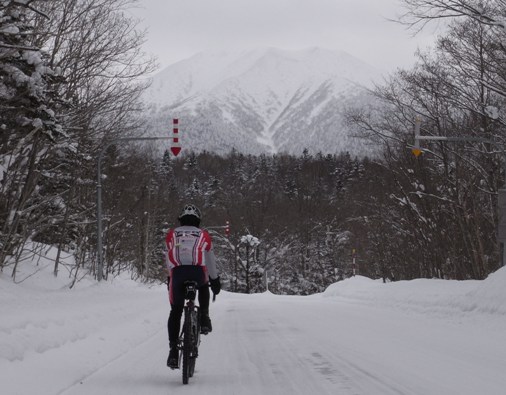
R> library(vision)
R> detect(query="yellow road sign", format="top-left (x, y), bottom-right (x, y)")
top-left (412, 148), bottom-right (422, 157)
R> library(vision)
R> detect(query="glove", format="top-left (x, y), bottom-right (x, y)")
top-left (209, 276), bottom-right (221, 295)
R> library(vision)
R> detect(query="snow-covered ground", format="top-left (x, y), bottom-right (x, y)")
top-left (2, 251), bottom-right (506, 395)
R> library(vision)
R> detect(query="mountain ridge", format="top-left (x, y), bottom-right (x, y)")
top-left (143, 47), bottom-right (382, 156)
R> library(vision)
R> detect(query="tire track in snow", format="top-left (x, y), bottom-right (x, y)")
top-left (56, 326), bottom-right (166, 395)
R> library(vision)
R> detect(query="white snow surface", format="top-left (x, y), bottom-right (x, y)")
top-left (2, 249), bottom-right (506, 395)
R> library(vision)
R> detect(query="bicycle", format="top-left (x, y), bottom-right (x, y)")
top-left (178, 280), bottom-right (201, 384)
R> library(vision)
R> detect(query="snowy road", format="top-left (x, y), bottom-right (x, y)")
top-left (2, 273), bottom-right (506, 395)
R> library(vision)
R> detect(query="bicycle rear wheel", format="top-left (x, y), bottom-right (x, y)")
top-left (188, 308), bottom-right (200, 377)
top-left (182, 308), bottom-right (192, 384)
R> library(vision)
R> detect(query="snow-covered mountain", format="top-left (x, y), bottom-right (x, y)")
top-left (143, 47), bottom-right (383, 156)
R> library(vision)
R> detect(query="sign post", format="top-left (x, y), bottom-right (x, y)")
top-left (352, 248), bottom-right (356, 276)
top-left (412, 117), bottom-right (423, 157)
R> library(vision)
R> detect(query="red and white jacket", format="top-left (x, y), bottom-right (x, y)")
top-left (165, 225), bottom-right (218, 279)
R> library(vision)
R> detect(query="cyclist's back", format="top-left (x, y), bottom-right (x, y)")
top-left (166, 225), bottom-right (216, 274)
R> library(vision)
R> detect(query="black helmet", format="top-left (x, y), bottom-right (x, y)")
top-left (178, 204), bottom-right (201, 220)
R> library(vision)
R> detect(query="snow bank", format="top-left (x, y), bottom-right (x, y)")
top-left (0, 244), bottom-right (161, 365)
top-left (463, 267), bottom-right (506, 315)
top-left (322, 267), bottom-right (506, 317)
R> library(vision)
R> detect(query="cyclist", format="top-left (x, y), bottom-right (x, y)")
top-left (165, 204), bottom-right (221, 369)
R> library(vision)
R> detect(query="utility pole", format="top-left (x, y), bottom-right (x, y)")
top-left (412, 117), bottom-right (506, 268)
top-left (97, 119), bottom-right (182, 281)
top-left (96, 137), bottom-right (172, 281)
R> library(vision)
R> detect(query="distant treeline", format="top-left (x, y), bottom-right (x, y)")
top-left (88, 147), bottom-right (501, 294)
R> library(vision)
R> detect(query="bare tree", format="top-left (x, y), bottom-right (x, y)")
top-left (400, 0), bottom-right (505, 30)
top-left (400, 0), bottom-right (506, 101)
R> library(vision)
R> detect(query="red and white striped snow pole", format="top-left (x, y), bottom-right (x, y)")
top-left (170, 118), bottom-right (181, 156)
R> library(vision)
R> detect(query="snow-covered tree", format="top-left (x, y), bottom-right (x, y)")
top-left (0, 0), bottom-right (64, 274)
top-left (1, 0), bottom-right (156, 280)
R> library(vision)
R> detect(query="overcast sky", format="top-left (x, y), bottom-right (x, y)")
top-left (132, 0), bottom-right (439, 73)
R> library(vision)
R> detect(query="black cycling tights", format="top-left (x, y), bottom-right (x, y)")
top-left (168, 284), bottom-right (210, 345)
